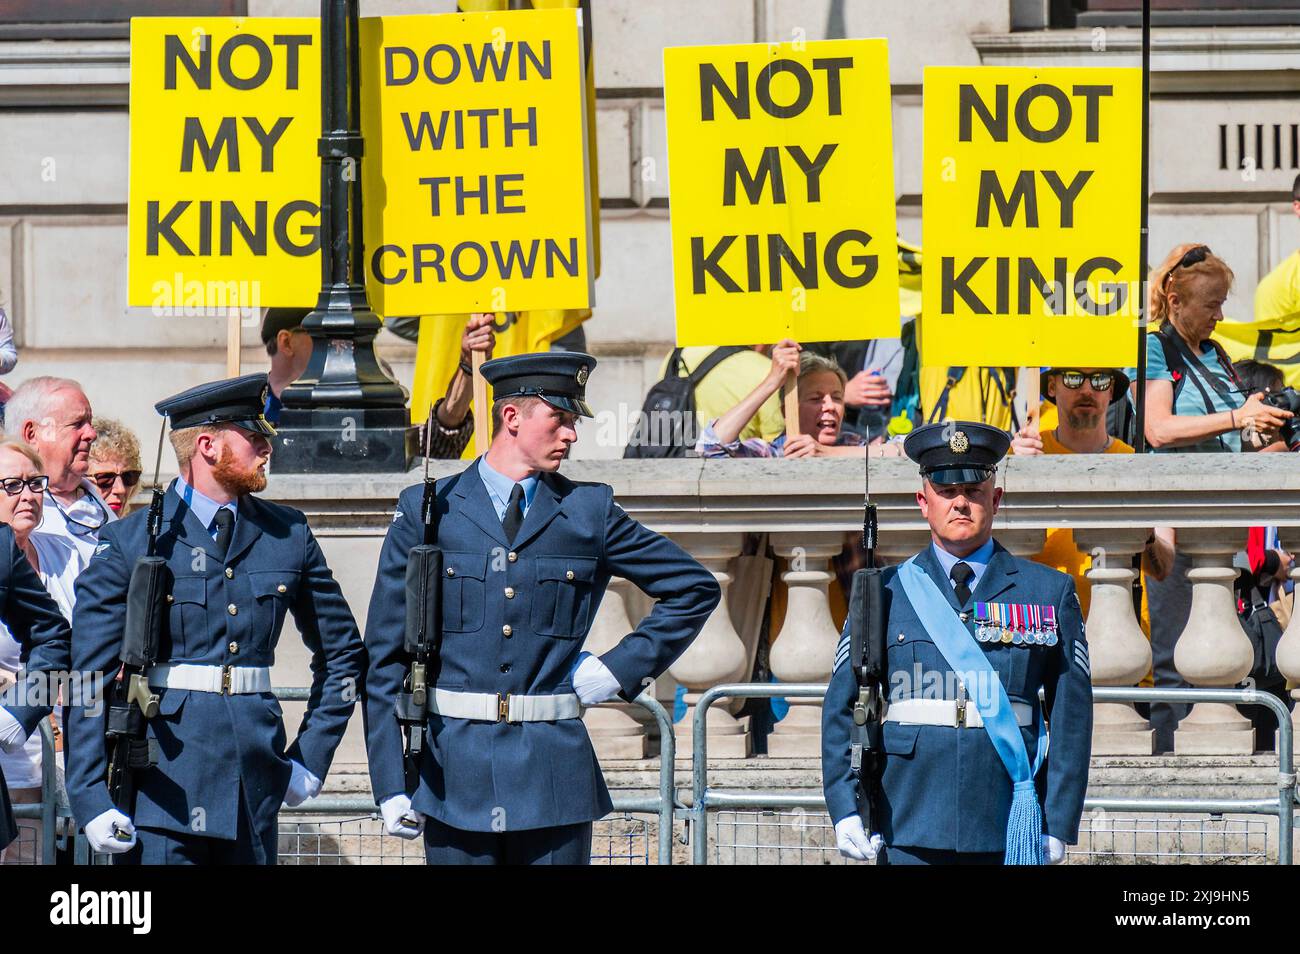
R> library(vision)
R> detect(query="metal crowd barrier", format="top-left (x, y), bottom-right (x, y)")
top-left (273, 686), bottom-right (678, 865)
top-left (688, 683), bottom-right (1297, 866)
top-left (8, 719), bottom-right (61, 865)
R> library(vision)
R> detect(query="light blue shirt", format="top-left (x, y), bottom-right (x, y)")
top-left (930, 538), bottom-right (996, 595)
top-left (176, 475), bottom-right (237, 539)
top-left (477, 457), bottom-right (539, 522)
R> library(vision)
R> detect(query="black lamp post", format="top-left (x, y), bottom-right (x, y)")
top-left (271, 0), bottom-right (416, 474)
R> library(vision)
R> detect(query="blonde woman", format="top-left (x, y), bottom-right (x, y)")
top-left (88, 417), bottom-right (143, 516)
top-left (1144, 244), bottom-right (1292, 452)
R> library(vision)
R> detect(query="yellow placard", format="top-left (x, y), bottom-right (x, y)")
top-left (128, 18), bottom-right (322, 310)
top-left (921, 66), bottom-right (1142, 367)
top-left (360, 9), bottom-right (594, 316)
top-left (664, 40), bottom-right (900, 346)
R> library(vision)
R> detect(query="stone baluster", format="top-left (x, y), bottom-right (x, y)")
top-left (765, 532), bottom-right (848, 756)
top-left (581, 577), bottom-right (649, 760)
top-left (1073, 528), bottom-right (1155, 755)
top-left (666, 533), bottom-right (751, 758)
top-left (1172, 528), bottom-right (1256, 754)
top-left (1270, 567), bottom-right (1300, 753)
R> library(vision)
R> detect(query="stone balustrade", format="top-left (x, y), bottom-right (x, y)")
top-left (264, 454), bottom-right (1300, 765)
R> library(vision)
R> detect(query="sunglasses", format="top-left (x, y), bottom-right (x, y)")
top-left (0, 475), bottom-right (49, 496)
top-left (90, 470), bottom-right (143, 491)
top-left (1055, 370), bottom-right (1116, 392)
top-left (1161, 245), bottom-right (1211, 289)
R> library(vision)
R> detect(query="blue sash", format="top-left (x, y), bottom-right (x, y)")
top-left (897, 557), bottom-right (1047, 865)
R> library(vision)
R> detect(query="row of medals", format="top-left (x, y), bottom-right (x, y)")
top-left (972, 603), bottom-right (1059, 646)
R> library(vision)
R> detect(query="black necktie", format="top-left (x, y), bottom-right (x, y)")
top-left (950, 561), bottom-right (975, 606)
top-left (501, 484), bottom-right (525, 543)
top-left (212, 508), bottom-right (234, 556)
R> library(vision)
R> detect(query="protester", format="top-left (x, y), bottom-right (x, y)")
top-left (696, 340), bottom-right (900, 459)
top-left (0, 438), bottom-right (78, 864)
top-left (1253, 174), bottom-right (1300, 329)
top-left (807, 339), bottom-right (903, 440)
top-left (1011, 367), bottom-right (1172, 623)
top-left (1144, 244), bottom-right (1291, 453)
top-left (4, 377), bottom-right (113, 568)
top-left (88, 418), bottom-right (143, 516)
top-left (659, 345), bottom-right (785, 444)
top-left (261, 308), bottom-right (313, 425)
top-left (1139, 245), bottom-right (1294, 750)
top-left (423, 313), bottom-right (496, 458)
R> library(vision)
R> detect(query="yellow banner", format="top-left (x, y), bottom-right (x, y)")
top-left (127, 18), bottom-right (322, 309)
top-left (360, 9), bottom-right (594, 316)
top-left (921, 66), bottom-right (1141, 366)
top-left (1216, 317), bottom-right (1300, 389)
top-left (664, 39), bottom-right (900, 346)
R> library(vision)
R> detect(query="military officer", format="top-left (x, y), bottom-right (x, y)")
top-left (365, 352), bottom-right (720, 864)
top-left (822, 421), bottom-right (1092, 865)
top-left (65, 374), bottom-right (366, 864)
top-left (0, 522), bottom-right (74, 853)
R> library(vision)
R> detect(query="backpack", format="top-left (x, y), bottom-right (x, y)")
top-left (1153, 324), bottom-right (1245, 451)
top-left (623, 347), bottom-right (747, 459)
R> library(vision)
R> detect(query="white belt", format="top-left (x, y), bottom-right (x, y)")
top-left (884, 698), bottom-right (1033, 730)
top-left (149, 664), bottom-right (272, 696)
top-left (429, 688), bottom-right (582, 723)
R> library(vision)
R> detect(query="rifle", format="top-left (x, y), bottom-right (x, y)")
top-left (104, 421), bottom-right (171, 839)
top-left (394, 411), bottom-right (442, 809)
top-left (846, 447), bottom-right (886, 832)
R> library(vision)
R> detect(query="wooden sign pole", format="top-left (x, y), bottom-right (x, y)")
top-left (1021, 366), bottom-right (1040, 434)
top-left (783, 369), bottom-right (800, 438)
top-left (226, 308), bottom-right (242, 377)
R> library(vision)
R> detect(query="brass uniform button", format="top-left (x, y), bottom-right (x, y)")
top-left (502, 624), bottom-right (513, 637)
top-left (166, 595), bottom-right (174, 604)
top-left (504, 587), bottom-right (515, 599)
top-left (565, 570), bottom-right (575, 581)
top-left (277, 583), bottom-right (287, 594)
top-left (224, 567), bottom-right (233, 579)
top-left (897, 634), bottom-right (904, 642)
top-left (507, 552), bottom-right (517, 563)
top-left (227, 603), bottom-right (238, 616)
top-left (446, 568), bottom-right (456, 577)
top-left (228, 642), bottom-right (239, 654)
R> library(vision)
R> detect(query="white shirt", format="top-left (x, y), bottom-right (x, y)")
top-left (0, 533), bottom-right (76, 789)
top-left (37, 477), bottom-right (116, 571)
top-left (930, 538), bottom-right (996, 596)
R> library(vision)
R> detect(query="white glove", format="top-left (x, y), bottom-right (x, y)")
top-left (1043, 834), bottom-right (1066, 865)
top-left (834, 815), bottom-right (883, 861)
top-left (380, 794), bottom-right (426, 840)
top-left (0, 708), bottom-right (27, 754)
top-left (85, 809), bottom-right (137, 854)
top-left (283, 761), bottom-right (322, 808)
top-left (572, 652), bottom-right (622, 706)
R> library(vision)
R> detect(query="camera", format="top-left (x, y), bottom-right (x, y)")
top-left (1262, 387), bottom-right (1300, 451)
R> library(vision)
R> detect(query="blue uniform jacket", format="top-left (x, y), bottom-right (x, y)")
top-left (822, 541), bottom-right (1092, 853)
top-left (0, 524), bottom-right (73, 850)
top-left (364, 461), bottom-right (720, 832)
top-left (65, 486), bottom-right (366, 843)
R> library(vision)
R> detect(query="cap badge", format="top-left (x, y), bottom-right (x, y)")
top-left (576, 365), bottom-right (589, 386)
top-left (949, 430), bottom-right (969, 454)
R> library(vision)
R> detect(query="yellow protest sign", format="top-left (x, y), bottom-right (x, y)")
top-left (664, 40), bottom-right (900, 346)
top-left (921, 66), bottom-right (1141, 367)
top-left (1217, 317), bottom-right (1300, 390)
top-left (128, 18), bottom-right (322, 310)
top-left (360, 9), bottom-right (594, 316)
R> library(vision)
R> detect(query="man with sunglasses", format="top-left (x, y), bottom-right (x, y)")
top-left (1013, 369), bottom-right (1173, 640)
top-left (64, 373), bottom-right (365, 864)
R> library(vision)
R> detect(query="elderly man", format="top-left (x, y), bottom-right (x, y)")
top-left (822, 421), bottom-right (1093, 865)
top-left (4, 377), bottom-right (111, 567)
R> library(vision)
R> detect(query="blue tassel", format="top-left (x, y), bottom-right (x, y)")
top-left (1004, 780), bottom-right (1043, 865)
